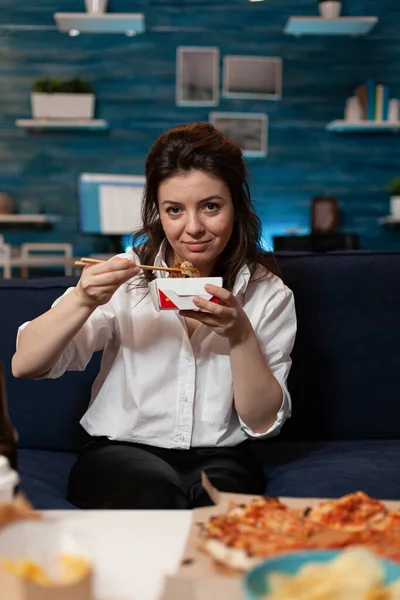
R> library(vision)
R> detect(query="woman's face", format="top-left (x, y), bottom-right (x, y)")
top-left (158, 170), bottom-right (235, 276)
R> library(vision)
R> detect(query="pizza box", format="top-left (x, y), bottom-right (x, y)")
top-left (160, 472), bottom-right (400, 600)
top-left (0, 515), bottom-right (93, 600)
top-left (149, 277), bottom-right (223, 311)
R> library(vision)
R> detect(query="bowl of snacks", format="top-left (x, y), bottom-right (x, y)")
top-left (0, 520), bottom-right (93, 599)
top-left (244, 547), bottom-right (400, 600)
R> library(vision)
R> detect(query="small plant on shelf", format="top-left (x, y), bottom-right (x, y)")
top-left (32, 77), bottom-right (93, 94)
top-left (388, 178), bottom-right (400, 197)
top-left (31, 77), bottom-right (95, 120)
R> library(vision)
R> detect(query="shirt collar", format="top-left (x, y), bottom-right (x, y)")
top-left (153, 240), bottom-right (251, 294)
top-left (153, 240), bottom-right (169, 277)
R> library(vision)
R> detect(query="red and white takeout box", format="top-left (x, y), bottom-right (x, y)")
top-left (149, 277), bottom-right (223, 311)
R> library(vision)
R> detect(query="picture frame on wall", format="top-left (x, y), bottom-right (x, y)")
top-left (209, 112), bottom-right (268, 157)
top-left (223, 56), bottom-right (282, 100)
top-left (311, 197), bottom-right (339, 233)
top-left (176, 47), bottom-right (220, 106)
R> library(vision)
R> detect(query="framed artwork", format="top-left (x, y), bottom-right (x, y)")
top-left (176, 47), bottom-right (220, 106)
top-left (311, 197), bottom-right (339, 233)
top-left (209, 112), bottom-right (268, 157)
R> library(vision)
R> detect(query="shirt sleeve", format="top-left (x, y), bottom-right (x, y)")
top-left (16, 287), bottom-right (115, 380)
top-left (238, 285), bottom-right (297, 439)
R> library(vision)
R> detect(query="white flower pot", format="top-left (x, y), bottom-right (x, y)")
top-left (319, 1), bottom-right (342, 18)
top-left (390, 196), bottom-right (400, 218)
top-left (30, 93), bottom-right (95, 120)
top-left (85, 0), bottom-right (108, 13)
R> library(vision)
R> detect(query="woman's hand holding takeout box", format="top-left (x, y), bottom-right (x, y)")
top-left (179, 284), bottom-right (252, 343)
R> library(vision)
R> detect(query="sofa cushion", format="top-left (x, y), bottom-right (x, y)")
top-left (0, 278), bottom-right (100, 451)
top-left (18, 449), bottom-right (78, 509)
top-left (275, 252), bottom-right (400, 441)
top-left (256, 439), bottom-right (400, 499)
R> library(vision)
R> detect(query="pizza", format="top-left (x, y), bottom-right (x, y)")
top-left (306, 491), bottom-right (388, 532)
top-left (198, 492), bottom-right (400, 571)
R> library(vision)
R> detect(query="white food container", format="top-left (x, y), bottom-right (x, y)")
top-left (149, 277), bottom-right (223, 311)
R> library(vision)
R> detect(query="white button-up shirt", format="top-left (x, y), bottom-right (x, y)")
top-left (17, 248), bottom-right (297, 448)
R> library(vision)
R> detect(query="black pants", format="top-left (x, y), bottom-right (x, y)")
top-left (67, 438), bottom-right (266, 509)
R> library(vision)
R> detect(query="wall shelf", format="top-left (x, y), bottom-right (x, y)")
top-left (209, 112), bottom-right (268, 158)
top-left (284, 17), bottom-right (378, 37)
top-left (15, 119), bottom-right (109, 130)
top-left (176, 47), bottom-right (220, 106)
top-left (326, 120), bottom-right (400, 132)
top-left (0, 215), bottom-right (56, 229)
top-left (379, 216), bottom-right (400, 227)
top-left (222, 56), bottom-right (282, 100)
top-left (54, 13), bottom-right (145, 35)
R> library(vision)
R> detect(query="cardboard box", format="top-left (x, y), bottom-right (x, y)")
top-left (161, 473), bottom-right (400, 600)
top-left (149, 277), bottom-right (223, 311)
top-left (0, 520), bottom-right (93, 600)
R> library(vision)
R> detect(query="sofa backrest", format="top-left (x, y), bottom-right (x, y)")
top-left (1, 252), bottom-right (400, 451)
top-left (277, 251), bottom-right (400, 441)
top-left (0, 277), bottom-right (98, 451)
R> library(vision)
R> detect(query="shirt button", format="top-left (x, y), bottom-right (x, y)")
top-left (185, 357), bottom-right (192, 363)
top-left (179, 435), bottom-right (186, 442)
top-left (182, 396), bottom-right (188, 402)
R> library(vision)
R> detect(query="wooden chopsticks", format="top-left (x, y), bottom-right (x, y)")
top-left (74, 257), bottom-right (181, 274)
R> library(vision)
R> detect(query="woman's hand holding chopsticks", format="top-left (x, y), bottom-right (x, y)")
top-left (75, 257), bottom-right (140, 309)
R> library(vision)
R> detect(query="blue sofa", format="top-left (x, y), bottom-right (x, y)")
top-left (1, 252), bottom-right (400, 509)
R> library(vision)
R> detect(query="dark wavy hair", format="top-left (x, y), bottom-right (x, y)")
top-left (131, 122), bottom-right (278, 290)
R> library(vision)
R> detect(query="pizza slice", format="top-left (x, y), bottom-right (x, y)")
top-left (306, 491), bottom-right (388, 532)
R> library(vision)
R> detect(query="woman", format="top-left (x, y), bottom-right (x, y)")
top-left (12, 122), bottom-right (296, 510)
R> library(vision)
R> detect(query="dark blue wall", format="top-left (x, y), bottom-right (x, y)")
top-left (0, 0), bottom-right (399, 254)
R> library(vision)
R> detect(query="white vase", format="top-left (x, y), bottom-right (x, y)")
top-left (344, 96), bottom-right (363, 122)
top-left (390, 196), bottom-right (400, 218)
top-left (84, 0), bottom-right (108, 13)
top-left (31, 93), bottom-right (95, 120)
top-left (388, 99), bottom-right (399, 123)
top-left (319, 1), bottom-right (342, 18)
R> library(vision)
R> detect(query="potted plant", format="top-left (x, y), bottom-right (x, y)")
top-left (388, 178), bottom-right (400, 218)
top-left (31, 77), bottom-right (95, 120)
top-left (318, 0), bottom-right (342, 19)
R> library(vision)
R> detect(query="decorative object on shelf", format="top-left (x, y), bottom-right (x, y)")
top-left (222, 56), bottom-right (282, 100)
top-left (0, 194), bottom-right (16, 215)
top-left (318, 0), bottom-right (342, 19)
top-left (327, 80), bottom-right (400, 132)
top-left (209, 112), bottom-right (268, 158)
top-left (31, 77), bottom-right (95, 120)
top-left (353, 80), bottom-right (392, 122)
top-left (20, 243), bottom-right (73, 278)
top-left (388, 99), bottom-right (400, 123)
top-left (388, 179), bottom-right (400, 219)
top-left (85, 0), bottom-right (108, 13)
top-left (176, 47), bottom-right (219, 106)
top-left (344, 96), bottom-right (363, 122)
top-left (311, 197), bottom-right (339, 233)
